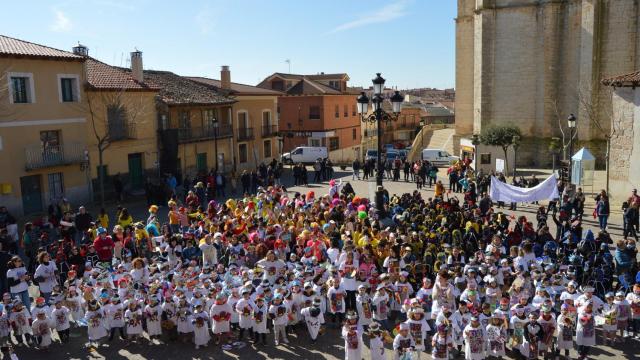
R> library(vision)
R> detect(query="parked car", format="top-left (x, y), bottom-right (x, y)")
top-left (282, 146), bottom-right (328, 164)
top-left (365, 149), bottom-right (378, 162)
top-left (421, 148), bottom-right (459, 167)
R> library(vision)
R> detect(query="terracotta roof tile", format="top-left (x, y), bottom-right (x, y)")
top-left (142, 70), bottom-right (235, 105)
top-left (601, 71), bottom-right (640, 87)
top-left (86, 58), bottom-right (160, 91)
top-left (0, 34), bottom-right (82, 60)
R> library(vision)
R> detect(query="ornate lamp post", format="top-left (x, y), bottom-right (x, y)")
top-left (357, 73), bottom-right (403, 211)
top-left (567, 114), bottom-right (576, 183)
top-left (511, 134), bottom-right (520, 178)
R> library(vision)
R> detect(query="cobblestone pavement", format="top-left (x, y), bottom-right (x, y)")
top-left (14, 168), bottom-right (637, 360)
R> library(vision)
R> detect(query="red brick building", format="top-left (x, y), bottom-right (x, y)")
top-left (257, 73), bottom-right (360, 162)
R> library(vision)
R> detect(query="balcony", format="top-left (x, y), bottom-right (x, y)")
top-left (108, 122), bottom-right (136, 141)
top-left (25, 142), bottom-right (85, 171)
top-left (237, 127), bottom-right (254, 141)
top-left (261, 125), bottom-right (278, 137)
top-left (177, 125), bottom-right (233, 144)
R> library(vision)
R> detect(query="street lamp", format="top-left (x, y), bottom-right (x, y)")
top-left (567, 113), bottom-right (576, 183)
top-left (471, 134), bottom-right (480, 172)
top-left (357, 73), bottom-right (403, 213)
top-left (511, 135), bottom-right (520, 178)
top-left (213, 119), bottom-right (219, 173)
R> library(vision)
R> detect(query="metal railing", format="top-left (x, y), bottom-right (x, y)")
top-left (177, 125), bottom-right (233, 143)
top-left (25, 142), bottom-right (85, 170)
top-left (237, 127), bottom-right (254, 141)
top-left (108, 122), bottom-right (136, 141)
top-left (261, 125), bottom-right (278, 137)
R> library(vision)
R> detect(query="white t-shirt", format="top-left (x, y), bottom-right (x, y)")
top-left (34, 262), bottom-right (57, 293)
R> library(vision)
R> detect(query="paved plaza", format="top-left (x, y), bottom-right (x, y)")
top-left (13, 167), bottom-right (638, 360)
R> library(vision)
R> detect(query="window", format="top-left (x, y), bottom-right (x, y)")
top-left (196, 153), bottom-right (207, 172)
top-left (263, 140), bottom-right (272, 158)
top-left (352, 128), bottom-right (357, 140)
top-left (48, 173), bottom-right (65, 200)
top-left (58, 75), bottom-right (80, 102)
top-left (352, 105), bottom-right (356, 116)
top-left (334, 105), bottom-right (340, 118)
top-left (480, 153), bottom-right (492, 165)
top-left (8, 73), bottom-right (34, 104)
top-left (239, 144), bottom-right (248, 163)
top-left (309, 106), bottom-right (320, 120)
top-left (344, 105), bottom-right (348, 117)
top-left (202, 109), bottom-right (217, 126)
top-left (329, 137), bottom-right (339, 151)
top-left (107, 104), bottom-right (130, 140)
top-left (178, 110), bottom-right (190, 128)
top-left (40, 130), bottom-right (61, 152)
top-left (238, 111), bottom-right (248, 128)
top-left (272, 80), bottom-right (284, 91)
top-left (292, 148), bottom-right (303, 155)
top-left (262, 111), bottom-right (271, 126)
top-left (310, 139), bottom-right (321, 147)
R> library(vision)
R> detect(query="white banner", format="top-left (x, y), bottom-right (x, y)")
top-left (490, 175), bottom-right (559, 203)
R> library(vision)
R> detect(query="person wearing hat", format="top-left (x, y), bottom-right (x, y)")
top-left (575, 285), bottom-right (604, 312)
top-left (92, 226), bottom-right (114, 266)
top-left (366, 322), bottom-right (387, 360)
top-left (251, 295), bottom-right (268, 345)
top-left (404, 306), bottom-right (430, 355)
top-left (268, 293), bottom-right (289, 346)
top-left (106, 295), bottom-right (126, 342)
top-left (431, 323), bottom-right (453, 360)
top-left (537, 304), bottom-right (557, 358)
top-left (85, 299), bottom-right (107, 349)
top-left (124, 300), bottom-right (143, 343)
top-left (463, 314), bottom-right (486, 360)
top-left (576, 300), bottom-right (596, 359)
top-left (602, 292), bottom-right (619, 345)
top-left (355, 285), bottom-right (373, 327)
top-left (342, 310), bottom-right (363, 360)
top-left (49, 294), bottom-right (70, 343)
top-left (372, 284), bottom-right (391, 331)
top-left (192, 304), bottom-right (210, 349)
top-left (393, 322), bottom-right (415, 360)
top-left (210, 293), bottom-right (233, 345)
top-left (300, 297), bottom-right (324, 343)
top-left (31, 306), bottom-right (53, 350)
top-left (327, 277), bottom-right (347, 327)
top-left (144, 297), bottom-right (162, 341)
top-left (235, 287), bottom-right (255, 341)
top-left (613, 291), bottom-right (630, 339)
top-left (485, 312), bottom-right (507, 358)
top-left (522, 312), bottom-right (544, 359)
top-left (556, 303), bottom-right (574, 358)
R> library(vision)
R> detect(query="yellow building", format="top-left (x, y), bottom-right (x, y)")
top-left (0, 35), bottom-right (90, 215)
top-left (140, 69), bottom-right (236, 180)
top-left (82, 48), bottom-right (161, 200)
top-left (188, 66), bottom-right (282, 171)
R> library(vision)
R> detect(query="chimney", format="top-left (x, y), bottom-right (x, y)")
top-left (72, 44), bottom-right (89, 57)
top-left (220, 65), bottom-right (231, 90)
top-left (131, 50), bottom-right (143, 82)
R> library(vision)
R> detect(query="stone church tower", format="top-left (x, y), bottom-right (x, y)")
top-left (456, 0), bottom-right (640, 166)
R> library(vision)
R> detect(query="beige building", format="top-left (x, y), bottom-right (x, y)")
top-left (82, 48), bottom-right (161, 198)
top-left (188, 66), bottom-right (282, 171)
top-left (0, 35), bottom-right (90, 215)
top-left (456, 0), bottom-right (640, 167)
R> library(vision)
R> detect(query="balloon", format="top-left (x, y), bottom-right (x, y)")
top-left (358, 211), bottom-right (367, 219)
top-left (357, 204), bottom-right (367, 212)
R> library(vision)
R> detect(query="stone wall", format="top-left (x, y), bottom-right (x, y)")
top-left (455, 0), bottom-right (640, 169)
top-left (608, 86), bottom-right (640, 201)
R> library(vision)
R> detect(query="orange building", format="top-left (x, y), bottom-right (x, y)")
top-left (258, 73), bottom-right (360, 163)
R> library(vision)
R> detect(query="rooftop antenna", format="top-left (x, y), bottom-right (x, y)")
top-left (285, 59), bottom-right (291, 73)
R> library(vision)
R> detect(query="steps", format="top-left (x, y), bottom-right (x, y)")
top-left (407, 125), bottom-right (455, 161)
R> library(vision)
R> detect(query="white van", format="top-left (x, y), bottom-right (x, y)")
top-left (421, 148), bottom-right (459, 166)
top-left (282, 146), bottom-right (328, 164)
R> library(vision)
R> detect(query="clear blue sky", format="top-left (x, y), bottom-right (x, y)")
top-left (0, 0), bottom-right (456, 89)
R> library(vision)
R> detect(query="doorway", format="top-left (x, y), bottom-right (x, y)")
top-left (128, 153), bottom-right (144, 189)
top-left (20, 175), bottom-right (42, 214)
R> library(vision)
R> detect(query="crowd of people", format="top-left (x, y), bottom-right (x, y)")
top-left (0, 161), bottom-right (638, 360)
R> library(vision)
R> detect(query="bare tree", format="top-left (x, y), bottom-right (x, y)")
top-left (83, 88), bottom-right (151, 206)
top-left (575, 84), bottom-right (618, 194)
top-left (550, 98), bottom-right (579, 161)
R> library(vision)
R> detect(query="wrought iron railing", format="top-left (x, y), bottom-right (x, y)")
top-left (25, 142), bottom-right (85, 170)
